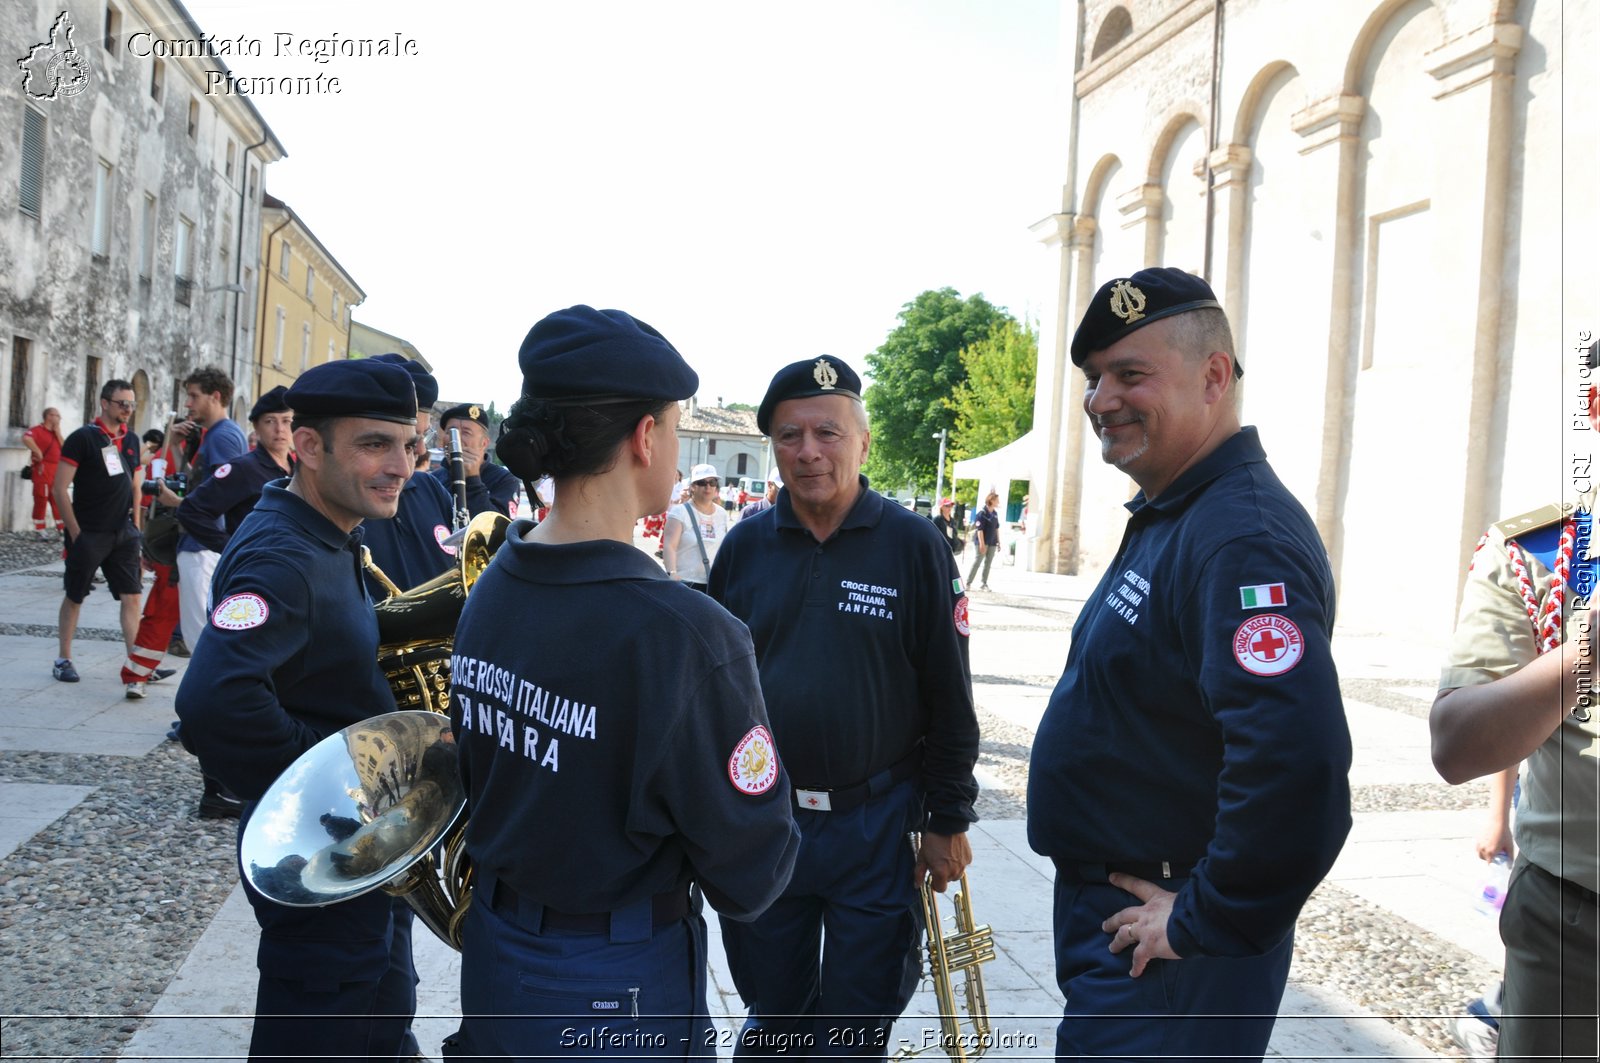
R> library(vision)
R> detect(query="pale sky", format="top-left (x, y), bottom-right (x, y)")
top-left (176, 0), bottom-right (1065, 409)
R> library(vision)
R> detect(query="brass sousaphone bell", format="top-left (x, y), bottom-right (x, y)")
top-left (241, 511), bottom-right (509, 949)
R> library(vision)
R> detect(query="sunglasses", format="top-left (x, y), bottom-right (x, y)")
top-left (109, 400), bottom-right (136, 411)
top-left (694, 479), bottom-right (719, 488)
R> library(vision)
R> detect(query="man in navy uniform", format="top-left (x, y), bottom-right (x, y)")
top-left (172, 386), bottom-right (294, 567)
top-left (1027, 268), bottom-right (1352, 1061)
top-left (175, 358), bottom-right (421, 1059)
top-left (709, 355), bottom-right (979, 1058)
top-left (360, 354), bottom-right (458, 599)
top-left (433, 402), bottom-right (519, 517)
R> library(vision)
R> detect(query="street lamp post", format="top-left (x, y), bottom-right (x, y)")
top-left (932, 428), bottom-right (948, 507)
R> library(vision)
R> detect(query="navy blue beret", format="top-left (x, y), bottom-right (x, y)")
top-left (287, 359), bottom-right (417, 426)
top-left (518, 306), bottom-right (698, 403)
top-left (756, 356), bottom-right (863, 435)
top-left (437, 403), bottom-right (489, 431)
top-left (369, 353), bottom-right (439, 408)
top-left (248, 385), bottom-right (290, 422)
top-left (1071, 267), bottom-right (1239, 377)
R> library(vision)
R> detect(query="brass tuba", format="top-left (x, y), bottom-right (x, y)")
top-left (241, 510), bottom-right (509, 950)
top-left (896, 836), bottom-right (996, 1062)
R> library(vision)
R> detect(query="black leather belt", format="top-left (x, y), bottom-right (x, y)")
top-left (485, 873), bottom-right (691, 935)
top-left (793, 746), bottom-right (921, 814)
top-left (1053, 858), bottom-right (1190, 883)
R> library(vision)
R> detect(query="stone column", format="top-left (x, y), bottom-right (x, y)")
top-left (1204, 144), bottom-right (1254, 371)
top-left (1028, 212), bottom-right (1076, 575)
top-left (1423, 19), bottom-right (1524, 600)
top-left (1291, 91), bottom-right (1366, 576)
top-left (1115, 183), bottom-right (1166, 268)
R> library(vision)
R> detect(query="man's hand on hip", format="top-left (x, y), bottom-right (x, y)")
top-left (1103, 872), bottom-right (1182, 977)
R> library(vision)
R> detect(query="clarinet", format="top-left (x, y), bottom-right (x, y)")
top-left (448, 428), bottom-right (470, 532)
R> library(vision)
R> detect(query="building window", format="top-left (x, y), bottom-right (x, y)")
top-left (8, 337), bottom-right (31, 429)
top-left (1091, 7), bottom-right (1133, 61)
top-left (240, 267), bottom-right (254, 332)
top-left (83, 355), bottom-right (101, 425)
top-left (279, 242), bottom-right (290, 279)
top-left (138, 193), bottom-right (155, 278)
top-left (737, 452), bottom-right (750, 475)
top-left (327, 338), bottom-right (335, 365)
top-left (186, 98), bottom-right (198, 139)
top-left (273, 307), bottom-right (286, 366)
top-left (304, 266), bottom-right (315, 300)
top-left (708, 440), bottom-right (718, 455)
top-left (174, 215), bottom-right (194, 304)
top-left (332, 291), bottom-right (341, 319)
top-left (104, 5), bottom-right (120, 54)
top-left (150, 57), bottom-right (163, 101)
top-left (19, 107), bottom-right (45, 218)
top-left (248, 166), bottom-right (257, 199)
top-left (300, 322), bottom-right (311, 371)
top-left (225, 139), bottom-right (236, 181)
top-left (91, 159), bottom-right (112, 258)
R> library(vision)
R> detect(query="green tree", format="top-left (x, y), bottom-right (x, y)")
top-left (862, 288), bottom-right (1012, 495)
top-left (944, 318), bottom-right (1037, 474)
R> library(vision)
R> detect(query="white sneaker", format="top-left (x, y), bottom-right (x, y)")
top-left (1449, 1015), bottom-right (1498, 1061)
top-left (124, 682), bottom-right (146, 700)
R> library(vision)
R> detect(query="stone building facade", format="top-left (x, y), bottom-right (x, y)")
top-left (1, 0), bottom-right (283, 530)
top-left (1029, 0), bottom-right (1596, 635)
top-left (677, 399), bottom-right (767, 485)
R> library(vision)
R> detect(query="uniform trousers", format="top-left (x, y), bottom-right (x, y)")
top-left (1498, 857), bottom-right (1599, 1061)
top-left (722, 778), bottom-right (923, 1059)
top-left (176, 547), bottom-right (220, 651)
top-left (121, 560), bottom-right (180, 683)
top-left (246, 894), bottom-right (417, 1062)
top-left (1051, 875), bottom-right (1293, 1063)
top-left (454, 875), bottom-right (711, 1060)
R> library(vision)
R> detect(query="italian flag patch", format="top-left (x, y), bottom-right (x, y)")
top-left (1239, 583), bottom-right (1286, 609)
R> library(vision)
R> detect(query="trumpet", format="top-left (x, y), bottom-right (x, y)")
top-left (897, 835), bottom-right (996, 1062)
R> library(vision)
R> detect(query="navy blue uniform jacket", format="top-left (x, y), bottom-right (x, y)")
top-left (433, 461), bottom-right (519, 518)
top-left (362, 471), bottom-right (456, 598)
top-left (1027, 428), bottom-right (1352, 958)
top-left (174, 448), bottom-right (291, 553)
top-left (175, 483), bottom-right (397, 801)
top-left (709, 477), bottom-right (979, 835)
top-left (451, 528), bottom-right (800, 920)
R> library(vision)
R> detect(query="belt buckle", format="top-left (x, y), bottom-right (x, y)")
top-left (795, 788), bottom-right (832, 811)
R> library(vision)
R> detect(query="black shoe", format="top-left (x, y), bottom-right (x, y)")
top-left (150, 667), bottom-right (177, 681)
top-left (198, 790), bottom-right (243, 819)
top-left (168, 638), bottom-right (191, 659)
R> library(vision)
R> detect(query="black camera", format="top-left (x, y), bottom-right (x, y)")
top-left (141, 473), bottom-right (187, 498)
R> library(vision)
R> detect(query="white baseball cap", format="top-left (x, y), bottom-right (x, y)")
top-left (689, 463), bottom-right (718, 483)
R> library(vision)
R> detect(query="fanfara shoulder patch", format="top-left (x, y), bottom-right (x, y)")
top-left (213, 463), bottom-right (232, 479)
top-left (729, 725), bottom-right (779, 795)
top-left (1233, 613), bottom-right (1303, 676)
top-left (434, 524), bottom-right (457, 556)
top-left (212, 592), bottom-right (269, 631)
top-left (954, 595), bottom-right (971, 637)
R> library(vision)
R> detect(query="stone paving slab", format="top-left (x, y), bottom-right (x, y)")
top-left (0, 781), bottom-right (96, 861)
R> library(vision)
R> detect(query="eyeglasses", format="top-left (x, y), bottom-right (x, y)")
top-left (109, 400), bottom-right (136, 411)
top-left (694, 479), bottom-right (719, 488)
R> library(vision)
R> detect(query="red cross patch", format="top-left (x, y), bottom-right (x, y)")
top-left (1232, 613), bottom-right (1304, 677)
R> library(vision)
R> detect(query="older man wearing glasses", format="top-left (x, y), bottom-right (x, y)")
top-left (51, 379), bottom-right (144, 683)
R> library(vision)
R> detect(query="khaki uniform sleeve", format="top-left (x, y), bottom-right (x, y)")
top-left (1439, 529), bottom-right (1542, 692)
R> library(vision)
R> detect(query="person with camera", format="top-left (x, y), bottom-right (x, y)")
top-left (51, 381), bottom-right (143, 684)
top-left (155, 368), bottom-right (248, 657)
top-left (120, 429), bottom-right (184, 702)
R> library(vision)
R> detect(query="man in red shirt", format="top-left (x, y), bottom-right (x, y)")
top-left (52, 382), bottom-right (142, 683)
top-left (22, 407), bottom-right (64, 539)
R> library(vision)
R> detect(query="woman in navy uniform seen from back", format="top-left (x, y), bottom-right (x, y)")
top-left (446, 306), bottom-right (800, 1060)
